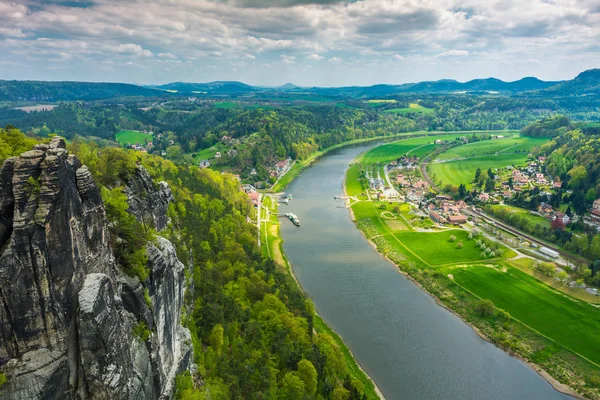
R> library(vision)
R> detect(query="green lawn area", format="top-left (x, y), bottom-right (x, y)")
top-left (430, 153), bottom-right (530, 188)
top-left (213, 101), bottom-right (239, 109)
top-left (394, 230), bottom-right (492, 265)
top-left (345, 164), bottom-right (366, 197)
top-left (115, 130), bottom-right (153, 146)
top-left (445, 264), bottom-right (600, 366)
top-left (383, 103), bottom-right (434, 115)
top-left (437, 136), bottom-right (546, 161)
top-left (360, 133), bottom-right (465, 164)
top-left (193, 143), bottom-right (227, 162)
top-left (487, 204), bottom-right (551, 230)
top-left (366, 99), bottom-right (397, 103)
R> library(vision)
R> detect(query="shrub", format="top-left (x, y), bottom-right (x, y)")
top-left (0, 372), bottom-right (6, 389)
top-left (132, 321), bottom-right (151, 342)
top-left (449, 235), bottom-right (457, 242)
top-left (456, 241), bottom-right (463, 249)
top-left (475, 299), bottom-right (496, 317)
top-left (144, 288), bottom-right (152, 308)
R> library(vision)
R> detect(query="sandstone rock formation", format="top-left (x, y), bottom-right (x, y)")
top-left (0, 138), bottom-right (192, 399)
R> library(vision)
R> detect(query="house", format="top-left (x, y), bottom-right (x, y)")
top-left (553, 180), bottom-right (562, 189)
top-left (593, 198), bottom-right (600, 210)
top-left (590, 209), bottom-right (600, 223)
top-left (538, 156), bottom-right (547, 163)
top-left (478, 193), bottom-right (490, 202)
top-left (435, 139), bottom-right (442, 145)
top-left (553, 212), bottom-right (570, 225)
top-left (242, 184), bottom-right (257, 193)
top-left (228, 149), bottom-right (238, 157)
top-left (430, 211), bottom-right (446, 224)
top-left (448, 215), bottom-right (467, 225)
top-left (215, 152), bottom-right (222, 158)
top-left (250, 168), bottom-right (257, 176)
top-left (247, 191), bottom-right (261, 206)
top-left (199, 160), bottom-right (210, 168)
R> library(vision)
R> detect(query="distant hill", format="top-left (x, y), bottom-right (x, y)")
top-left (152, 81), bottom-right (256, 94)
top-left (0, 80), bottom-right (164, 102)
top-left (540, 69), bottom-right (600, 96)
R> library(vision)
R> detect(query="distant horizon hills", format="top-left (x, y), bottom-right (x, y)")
top-left (1, 69), bottom-right (599, 102)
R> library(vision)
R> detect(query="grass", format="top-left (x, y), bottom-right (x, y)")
top-left (345, 164), bottom-right (366, 197)
top-left (313, 315), bottom-right (379, 399)
top-left (213, 101), bottom-right (239, 109)
top-left (436, 135), bottom-right (544, 161)
top-left (445, 263), bottom-right (600, 366)
top-left (430, 135), bottom-right (550, 188)
top-left (115, 130), bottom-right (153, 146)
top-left (430, 153), bottom-right (530, 188)
top-left (394, 230), bottom-right (503, 265)
top-left (383, 103), bottom-right (434, 115)
top-left (366, 99), bottom-right (397, 103)
top-left (487, 204), bottom-right (551, 230)
top-left (359, 133), bottom-right (466, 165)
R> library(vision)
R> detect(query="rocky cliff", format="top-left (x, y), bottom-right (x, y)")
top-left (0, 137), bottom-right (192, 399)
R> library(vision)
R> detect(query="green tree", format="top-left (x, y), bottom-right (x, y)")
top-left (475, 167), bottom-right (481, 182)
top-left (297, 359), bottom-right (317, 395)
top-left (475, 299), bottom-right (495, 317)
top-left (278, 372), bottom-right (305, 400)
top-left (208, 324), bottom-right (224, 354)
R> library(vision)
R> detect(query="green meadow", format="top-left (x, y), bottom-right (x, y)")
top-left (430, 153), bottom-right (529, 188)
top-left (383, 103), bottom-right (434, 115)
top-left (360, 133), bottom-right (465, 164)
top-left (437, 135), bottom-right (547, 161)
top-left (115, 130), bottom-right (153, 146)
top-left (445, 264), bottom-right (600, 366)
top-left (487, 204), bottom-right (551, 230)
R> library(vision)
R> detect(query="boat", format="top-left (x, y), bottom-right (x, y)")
top-left (286, 213), bottom-right (301, 226)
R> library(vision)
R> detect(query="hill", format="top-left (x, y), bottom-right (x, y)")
top-left (152, 81), bottom-right (256, 94)
top-left (0, 80), bottom-right (164, 101)
top-left (541, 69), bottom-right (600, 96)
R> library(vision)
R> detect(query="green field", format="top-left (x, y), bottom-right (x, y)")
top-left (383, 103), bottom-right (434, 115)
top-left (437, 136), bottom-right (547, 161)
top-left (116, 130), bottom-right (153, 146)
top-left (487, 204), bottom-right (551, 230)
top-left (360, 133), bottom-right (465, 164)
top-left (366, 99), bottom-right (397, 103)
top-left (345, 164), bottom-right (366, 197)
top-left (430, 153), bottom-right (529, 188)
top-left (445, 264), bottom-right (600, 366)
top-left (213, 101), bottom-right (239, 109)
top-left (393, 230), bottom-right (514, 265)
top-left (430, 135), bottom-right (550, 188)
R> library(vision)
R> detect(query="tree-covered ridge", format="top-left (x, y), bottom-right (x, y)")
top-left (66, 138), bottom-right (372, 399)
top-left (0, 126), bottom-right (40, 164)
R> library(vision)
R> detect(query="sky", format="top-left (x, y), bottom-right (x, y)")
top-left (0, 0), bottom-right (599, 86)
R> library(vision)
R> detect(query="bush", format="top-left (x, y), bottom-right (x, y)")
top-left (144, 288), bottom-right (152, 308)
top-left (475, 299), bottom-right (496, 317)
top-left (456, 241), bottom-right (463, 249)
top-left (0, 372), bottom-right (6, 389)
top-left (449, 235), bottom-right (457, 242)
top-left (132, 321), bottom-right (151, 342)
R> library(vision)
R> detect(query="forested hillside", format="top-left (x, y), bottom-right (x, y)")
top-left (67, 136), bottom-right (371, 399)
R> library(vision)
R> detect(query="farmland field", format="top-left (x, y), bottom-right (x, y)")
top-left (444, 264), bottom-right (600, 366)
top-left (359, 133), bottom-right (464, 164)
top-left (393, 230), bottom-right (514, 265)
top-left (437, 136), bottom-right (547, 161)
top-left (383, 103), bottom-right (434, 115)
top-left (115, 130), bottom-right (153, 146)
top-left (430, 153), bottom-right (530, 188)
top-left (487, 204), bottom-right (551, 230)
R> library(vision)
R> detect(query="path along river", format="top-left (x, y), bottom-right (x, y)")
top-left (279, 142), bottom-right (572, 400)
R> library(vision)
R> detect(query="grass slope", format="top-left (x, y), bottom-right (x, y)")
top-left (447, 264), bottom-right (600, 366)
top-left (115, 130), bottom-right (152, 146)
top-left (383, 103), bottom-right (434, 115)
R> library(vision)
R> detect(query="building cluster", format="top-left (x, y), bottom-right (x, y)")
top-left (241, 184), bottom-right (261, 207)
top-left (584, 198), bottom-right (600, 231)
top-left (268, 158), bottom-right (293, 179)
top-left (422, 195), bottom-right (468, 225)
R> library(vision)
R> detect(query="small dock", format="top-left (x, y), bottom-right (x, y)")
top-left (276, 212), bottom-right (301, 226)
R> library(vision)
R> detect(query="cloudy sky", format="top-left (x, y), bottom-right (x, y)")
top-left (0, 0), bottom-right (599, 86)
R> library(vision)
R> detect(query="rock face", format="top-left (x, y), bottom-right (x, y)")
top-left (125, 166), bottom-right (173, 232)
top-left (0, 138), bottom-right (192, 399)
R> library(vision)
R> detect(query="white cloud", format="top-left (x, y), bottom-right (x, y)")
top-left (393, 54), bottom-right (404, 60)
top-left (328, 56), bottom-right (342, 62)
top-left (438, 49), bottom-right (469, 57)
top-left (158, 52), bottom-right (177, 59)
top-left (244, 53), bottom-right (256, 59)
top-left (307, 53), bottom-right (324, 60)
top-left (280, 54), bottom-right (295, 64)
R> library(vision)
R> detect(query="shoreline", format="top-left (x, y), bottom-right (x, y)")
top-left (342, 154), bottom-right (585, 400)
top-left (264, 194), bottom-right (386, 400)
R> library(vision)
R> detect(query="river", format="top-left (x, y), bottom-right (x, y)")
top-left (279, 143), bottom-right (572, 400)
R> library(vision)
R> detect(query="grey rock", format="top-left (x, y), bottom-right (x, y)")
top-left (125, 167), bottom-right (173, 232)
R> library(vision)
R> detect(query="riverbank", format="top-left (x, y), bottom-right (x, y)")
top-left (345, 146), bottom-right (599, 399)
top-left (268, 129), bottom-right (518, 193)
top-left (260, 194), bottom-right (385, 400)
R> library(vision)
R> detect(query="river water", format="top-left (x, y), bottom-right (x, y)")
top-left (279, 143), bottom-right (571, 400)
